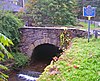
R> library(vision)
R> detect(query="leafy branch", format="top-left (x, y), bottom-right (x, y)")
top-left (0, 33), bottom-right (13, 81)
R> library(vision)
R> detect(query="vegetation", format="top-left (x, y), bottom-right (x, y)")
top-left (79, 22), bottom-right (98, 29)
top-left (0, 12), bottom-right (23, 48)
top-left (26, 0), bottom-right (77, 26)
top-left (0, 1), bottom-right (100, 81)
top-left (70, 21), bottom-right (99, 30)
top-left (12, 52), bottom-right (29, 69)
top-left (38, 38), bottom-right (100, 81)
top-left (60, 30), bottom-right (72, 48)
top-left (0, 11), bottom-right (28, 80)
top-left (0, 33), bottom-right (13, 81)
top-left (0, 34), bottom-right (29, 80)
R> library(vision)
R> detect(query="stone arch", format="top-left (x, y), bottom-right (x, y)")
top-left (31, 43), bottom-right (63, 61)
top-left (27, 38), bottom-right (60, 57)
top-left (34, 38), bottom-right (60, 48)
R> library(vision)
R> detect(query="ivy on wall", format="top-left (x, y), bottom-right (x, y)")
top-left (60, 30), bottom-right (72, 49)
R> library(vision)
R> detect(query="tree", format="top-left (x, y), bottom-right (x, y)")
top-left (0, 12), bottom-right (23, 49)
top-left (25, 0), bottom-right (77, 26)
top-left (0, 33), bottom-right (13, 81)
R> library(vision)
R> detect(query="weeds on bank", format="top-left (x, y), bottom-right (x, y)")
top-left (38, 38), bottom-right (100, 81)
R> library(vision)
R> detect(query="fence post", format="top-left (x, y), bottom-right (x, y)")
top-left (95, 30), bottom-right (98, 39)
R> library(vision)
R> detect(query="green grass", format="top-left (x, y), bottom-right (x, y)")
top-left (79, 22), bottom-right (98, 29)
top-left (38, 38), bottom-right (100, 81)
top-left (65, 22), bottom-right (99, 30)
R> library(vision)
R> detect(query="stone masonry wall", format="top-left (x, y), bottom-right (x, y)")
top-left (19, 27), bottom-right (63, 57)
top-left (19, 27), bottom-right (88, 57)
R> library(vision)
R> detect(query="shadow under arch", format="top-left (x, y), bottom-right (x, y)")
top-left (31, 43), bottom-right (63, 62)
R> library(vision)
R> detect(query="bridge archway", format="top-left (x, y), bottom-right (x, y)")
top-left (26, 37), bottom-right (61, 57)
top-left (31, 43), bottom-right (63, 61)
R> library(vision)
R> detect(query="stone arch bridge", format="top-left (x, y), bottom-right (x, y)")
top-left (19, 27), bottom-right (88, 57)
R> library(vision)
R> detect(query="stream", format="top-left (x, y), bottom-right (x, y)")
top-left (8, 43), bottom-right (63, 81)
top-left (8, 59), bottom-right (51, 81)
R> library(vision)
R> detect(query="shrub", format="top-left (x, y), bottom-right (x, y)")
top-left (0, 33), bottom-right (13, 81)
top-left (12, 52), bottom-right (29, 68)
top-left (26, 0), bottom-right (77, 26)
top-left (0, 12), bottom-right (23, 47)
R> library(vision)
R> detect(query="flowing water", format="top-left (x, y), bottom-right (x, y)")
top-left (8, 60), bottom-right (51, 81)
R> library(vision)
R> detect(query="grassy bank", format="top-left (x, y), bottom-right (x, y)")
top-left (79, 22), bottom-right (98, 29)
top-left (38, 38), bottom-right (100, 81)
